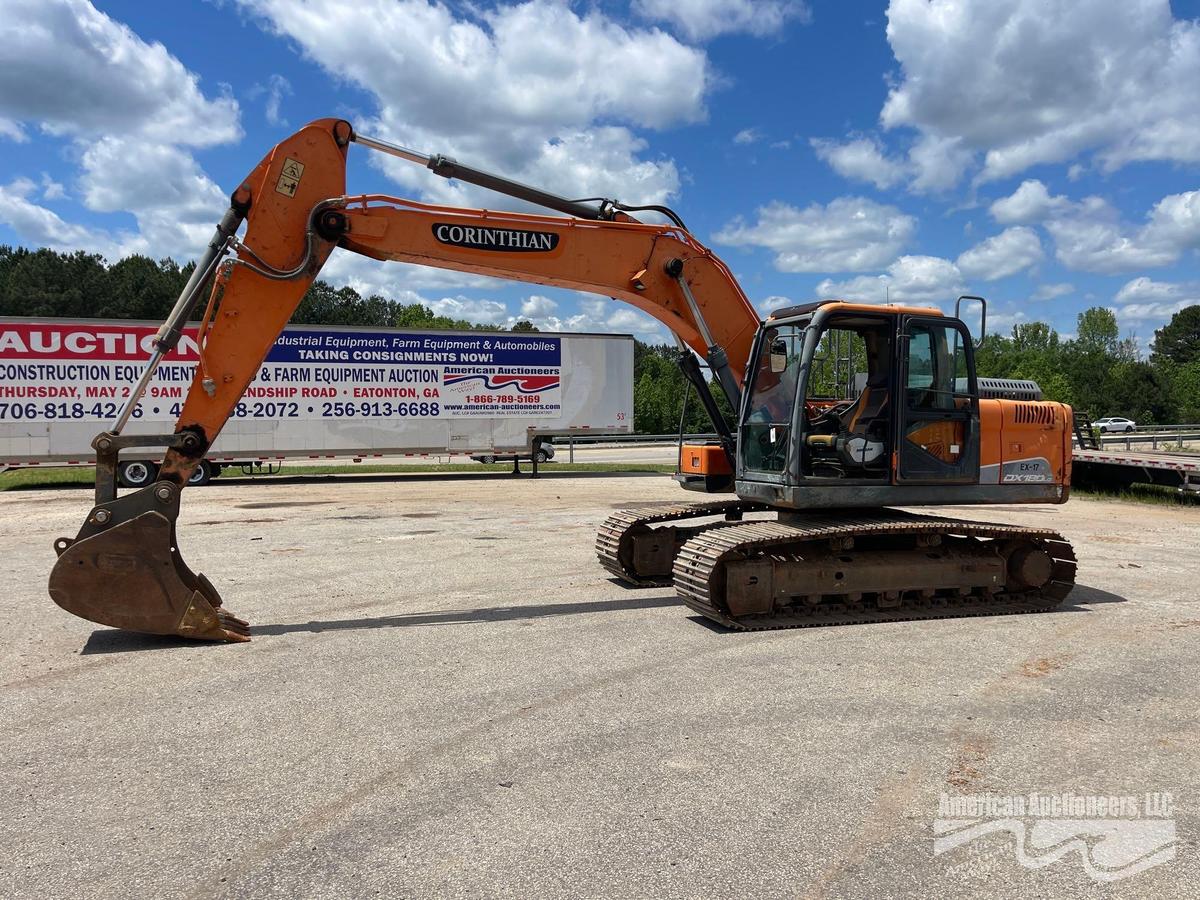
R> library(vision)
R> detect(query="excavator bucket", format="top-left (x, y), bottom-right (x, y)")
top-left (48, 481), bottom-right (249, 642)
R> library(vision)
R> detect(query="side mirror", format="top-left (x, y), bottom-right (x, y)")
top-left (955, 295), bottom-right (987, 348)
top-left (769, 338), bottom-right (788, 374)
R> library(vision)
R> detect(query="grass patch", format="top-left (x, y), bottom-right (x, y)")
top-left (0, 461), bottom-right (676, 491)
top-left (0, 467), bottom-right (97, 490)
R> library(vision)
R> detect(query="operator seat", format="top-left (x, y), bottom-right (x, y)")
top-left (839, 330), bottom-right (891, 441)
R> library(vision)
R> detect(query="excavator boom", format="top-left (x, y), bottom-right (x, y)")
top-left (47, 118), bottom-right (761, 641)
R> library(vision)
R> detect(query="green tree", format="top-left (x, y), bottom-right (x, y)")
top-left (101, 255), bottom-right (187, 320)
top-left (0, 247), bottom-right (109, 318)
top-left (1107, 361), bottom-right (1175, 423)
top-left (1075, 306), bottom-right (1120, 356)
top-left (1150, 305), bottom-right (1200, 366)
top-left (632, 341), bottom-right (732, 434)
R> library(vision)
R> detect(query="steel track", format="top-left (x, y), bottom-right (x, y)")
top-left (672, 511), bottom-right (1077, 630)
top-left (595, 499), bottom-right (769, 586)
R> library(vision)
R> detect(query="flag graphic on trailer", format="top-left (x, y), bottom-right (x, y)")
top-left (442, 373), bottom-right (560, 394)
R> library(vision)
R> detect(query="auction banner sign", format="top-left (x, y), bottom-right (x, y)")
top-left (0, 322), bottom-right (562, 423)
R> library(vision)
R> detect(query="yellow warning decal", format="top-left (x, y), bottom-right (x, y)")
top-left (275, 157), bottom-right (305, 197)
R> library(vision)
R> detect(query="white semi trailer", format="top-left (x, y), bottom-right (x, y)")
top-left (0, 317), bottom-right (633, 485)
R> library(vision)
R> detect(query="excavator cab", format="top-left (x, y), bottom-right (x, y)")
top-left (733, 301), bottom-right (982, 507)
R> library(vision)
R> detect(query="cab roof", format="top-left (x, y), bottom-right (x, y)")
top-left (767, 299), bottom-right (944, 320)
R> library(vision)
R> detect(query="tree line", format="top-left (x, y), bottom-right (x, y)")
top-left (2, 246), bottom-right (1198, 428)
top-left (0, 246), bottom-right (537, 332)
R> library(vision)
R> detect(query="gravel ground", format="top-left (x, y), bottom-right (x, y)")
top-left (1, 471), bottom-right (1197, 898)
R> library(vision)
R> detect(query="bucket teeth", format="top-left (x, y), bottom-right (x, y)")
top-left (177, 593), bottom-right (251, 642)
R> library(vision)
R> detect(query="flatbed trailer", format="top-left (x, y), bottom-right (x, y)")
top-left (1071, 447), bottom-right (1200, 493)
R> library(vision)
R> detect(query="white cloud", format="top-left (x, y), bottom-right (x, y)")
top-left (1114, 276), bottom-right (1193, 305)
top-left (760, 295), bottom-right (794, 313)
top-left (1046, 189), bottom-right (1200, 273)
top-left (76, 137), bottom-right (228, 261)
top-left (0, 148), bottom-right (227, 263)
top-left (1113, 301), bottom-right (1191, 323)
top-left (956, 226), bottom-right (1043, 280)
top-left (260, 74), bottom-right (292, 127)
top-left (0, 0), bottom-right (241, 261)
top-left (817, 255), bottom-right (965, 304)
top-left (40, 173), bottom-right (65, 201)
top-left (633, 0), bottom-right (810, 42)
top-left (1031, 282), bottom-right (1073, 301)
top-left (809, 132), bottom-right (971, 194)
top-left (810, 137), bottom-right (906, 190)
top-left (0, 117), bottom-right (27, 142)
top-left (519, 294), bottom-right (558, 319)
top-left (986, 308), bottom-right (1030, 334)
top-left (1111, 277), bottom-right (1198, 327)
top-left (426, 295), bottom-right (510, 326)
top-left (0, 178), bottom-right (123, 257)
top-left (318, 251), bottom-right (509, 296)
top-left (906, 133), bottom-right (973, 194)
top-left (881, 0), bottom-right (1200, 181)
top-left (733, 128), bottom-right (761, 145)
top-left (0, 0), bottom-right (239, 147)
top-left (237, 0), bottom-right (705, 208)
top-left (511, 294), bottom-right (668, 343)
top-left (714, 197), bottom-right (916, 272)
top-left (989, 180), bottom-right (1070, 225)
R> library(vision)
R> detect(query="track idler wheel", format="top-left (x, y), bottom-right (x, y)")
top-left (48, 481), bottom-right (249, 642)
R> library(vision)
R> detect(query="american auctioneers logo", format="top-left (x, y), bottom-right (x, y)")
top-left (934, 791), bottom-right (1176, 882)
top-left (443, 372), bottom-right (560, 395)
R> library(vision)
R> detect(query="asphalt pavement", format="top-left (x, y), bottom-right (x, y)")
top-left (1, 472), bottom-right (1197, 898)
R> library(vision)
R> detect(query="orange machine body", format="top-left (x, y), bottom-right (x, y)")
top-left (980, 399), bottom-right (1073, 499)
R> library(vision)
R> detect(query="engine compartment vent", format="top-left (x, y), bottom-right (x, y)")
top-left (1012, 403), bottom-right (1058, 425)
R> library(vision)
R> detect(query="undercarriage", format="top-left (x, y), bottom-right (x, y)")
top-left (597, 503), bottom-right (1076, 630)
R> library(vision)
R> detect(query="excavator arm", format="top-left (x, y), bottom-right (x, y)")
top-left (47, 118), bottom-right (761, 642)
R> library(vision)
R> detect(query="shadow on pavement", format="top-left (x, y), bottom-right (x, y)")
top-left (81, 593), bottom-right (680, 651)
top-left (80, 585), bottom-right (1128, 651)
top-left (80, 631), bottom-right (218, 654)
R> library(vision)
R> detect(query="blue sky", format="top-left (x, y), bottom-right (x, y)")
top-left (1, 0), bottom-right (1199, 347)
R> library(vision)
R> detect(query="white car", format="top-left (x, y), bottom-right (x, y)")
top-left (472, 443), bottom-right (555, 464)
top-left (1094, 416), bottom-right (1137, 433)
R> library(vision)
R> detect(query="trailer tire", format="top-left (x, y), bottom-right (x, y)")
top-left (535, 446), bottom-right (553, 463)
top-left (478, 454), bottom-right (496, 464)
top-left (187, 459), bottom-right (214, 487)
top-left (117, 460), bottom-right (158, 489)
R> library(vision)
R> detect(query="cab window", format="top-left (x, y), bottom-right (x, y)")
top-left (742, 325), bottom-right (803, 473)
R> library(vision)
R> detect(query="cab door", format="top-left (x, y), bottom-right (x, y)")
top-left (895, 317), bottom-right (979, 483)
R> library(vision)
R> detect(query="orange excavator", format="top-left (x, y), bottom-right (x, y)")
top-left (48, 118), bottom-right (1077, 641)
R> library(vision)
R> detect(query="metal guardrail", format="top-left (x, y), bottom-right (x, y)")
top-left (564, 433), bottom-right (716, 445)
top-left (1092, 431), bottom-right (1200, 451)
top-left (1126, 423), bottom-right (1200, 433)
top-left (561, 433), bottom-right (716, 462)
